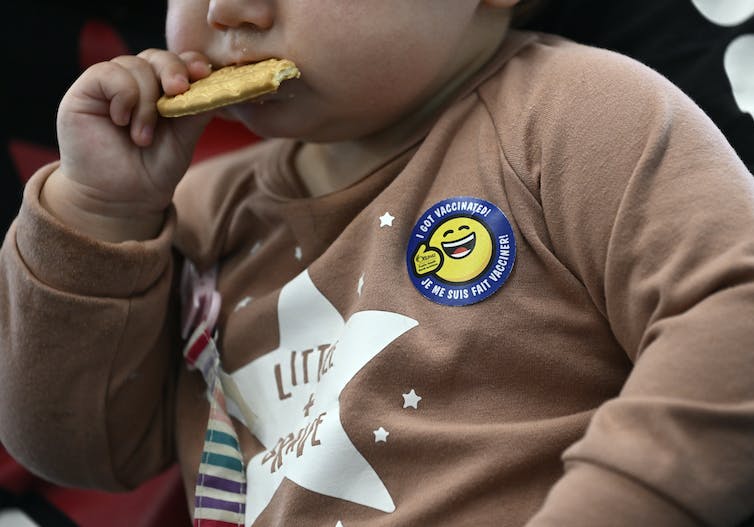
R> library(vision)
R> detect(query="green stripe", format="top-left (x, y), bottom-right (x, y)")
top-left (201, 452), bottom-right (243, 472)
top-left (206, 430), bottom-right (240, 450)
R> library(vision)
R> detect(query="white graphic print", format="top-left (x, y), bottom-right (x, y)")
top-left (0, 510), bottom-right (38, 527)
top-left (357, 273), bottom-right (365, 296)
top-left (373, 427), bottom-right (390, 443)
top-left (379, 212), bottom-right (395, 227)
top-left (229, 270), bottom-right (418, 525)
top-left (235, 296), bottom-right (253, 312)
top-left (724, 35), bottom-right (754, 115)
top-left (691, 0), bottom-right (754, 26)
top-left (402, 389), bottom-right (422, 409)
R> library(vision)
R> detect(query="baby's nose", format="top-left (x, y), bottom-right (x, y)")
top-left (207, 0), bottom-right (274, 31)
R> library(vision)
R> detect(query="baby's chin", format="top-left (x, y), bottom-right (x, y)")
top-left (216, 105), bottom-right (343, 143)
top-left (216, 101), bottom-right (301, 139)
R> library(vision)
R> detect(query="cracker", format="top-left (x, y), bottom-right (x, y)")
top-left (157, 58), bottom-right (300, 117)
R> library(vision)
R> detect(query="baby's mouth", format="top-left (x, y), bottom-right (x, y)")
top-left (442, 233), bottom-right (476, 259)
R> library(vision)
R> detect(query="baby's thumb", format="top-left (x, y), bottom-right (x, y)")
top-left (171, 110), bottom-right (216, 154)
top-left (145, 109), bottom-right (217, 192)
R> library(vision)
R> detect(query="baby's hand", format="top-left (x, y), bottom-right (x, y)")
top-left (42, 50), bottom-right (215, 242)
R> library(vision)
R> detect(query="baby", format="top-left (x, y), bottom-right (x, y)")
top-left (1, 0), bottom-right (753, 525)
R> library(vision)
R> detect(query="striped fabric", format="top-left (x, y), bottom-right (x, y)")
top-left (184, 322), bottom-right (247, 527)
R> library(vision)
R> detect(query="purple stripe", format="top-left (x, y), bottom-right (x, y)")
top-left (199, 474), bottom-right (246, 494)
top-left (195, 495), bottom-right (246, 514)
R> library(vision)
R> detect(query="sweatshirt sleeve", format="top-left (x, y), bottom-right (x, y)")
top-left (501, 43), bottom-right (754, 526)
top-left (0, 163), bottom-right (180, 491)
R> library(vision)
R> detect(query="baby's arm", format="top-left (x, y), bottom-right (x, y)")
top-left (0, 50), bottom-right (214, 489)
top-left (509, 48), bottom-right (754, 526)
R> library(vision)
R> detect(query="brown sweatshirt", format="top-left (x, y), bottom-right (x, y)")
top-left (2, 32), bottom-right (753, 526)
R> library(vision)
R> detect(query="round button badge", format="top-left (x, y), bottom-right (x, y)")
top-left (406, 197), bottom-right (516, 306)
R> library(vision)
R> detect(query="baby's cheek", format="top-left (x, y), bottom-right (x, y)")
top-left (166, 25), bottom-right (189, 53)
top-left (165, 5), bottom-right (206, 52)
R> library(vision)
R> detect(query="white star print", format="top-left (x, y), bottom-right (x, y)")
top-left (725, 35), bottom-right (754, 116)
top-left (373, 427), bottom-right (389, 443)
top-left (357, 273), bottom-right (365, 296)
top-left (250, 241), bottom-right (263, 256)
top-left (0, 509), bottom-right (36, 527)
top-left (691, 0), bottom-right (754, 26)
top-left (234, 296), bottom-right (253, 312)
top-left (336, 522), bottom-right (344, 527)
top-left (690, 1), bottom-right (754, 117)
top-left (379, 212), bottom-right (395, 227)
top-left (294, 246), bottom-right (303, 261)
top-left (228, 270), bottom-right (418, 524)
top-left (402, 389), bottom-right (422, 409)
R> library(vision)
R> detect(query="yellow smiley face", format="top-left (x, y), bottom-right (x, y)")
top-left (428, 216), bottom-right (493, 283)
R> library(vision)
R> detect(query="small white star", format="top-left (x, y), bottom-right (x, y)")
top-left (234, 296), bottom-right (253, 312)
top-left (294, 246), bottom-right (303, 261)
top-left (379, 212), bottom-right (395, 227)
top-left (249, 241), bottom-right (262, 256)
top-left (402, 389), bottom-right (422, 409)
top-left (373, 426), bottom-right (390, 443)
top-left (357, 273), bottom-right (365, 296)
top-left (336, 522), bottom-right (344, 527)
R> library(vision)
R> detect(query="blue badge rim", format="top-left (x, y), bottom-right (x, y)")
top-left (406, 196), bottom-right (516, 307)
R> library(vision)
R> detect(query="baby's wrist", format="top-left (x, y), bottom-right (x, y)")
top-left (40, 168), bottom-right (165, 243)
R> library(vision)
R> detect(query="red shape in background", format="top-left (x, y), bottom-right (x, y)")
top-left (1, 446), bottom-right (190, 527)
top-left (0, 448), bottom-right (35, 494)
top-left (45, 466), bottom-right (190, 527)
top-left (8, 140), bottom-right (59, 184)
top-left (192, 117), bottom-right (260, 164)
top-left (79, 19), bottom-right (130, 70)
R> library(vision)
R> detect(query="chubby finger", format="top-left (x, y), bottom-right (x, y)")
top-left (137, 48), bottom-right (206, 97)
top-left (110, 55), bottom-right (162, 146)
top-left (178, 51), bottom-right (214, 81)
top-left (70, 61), bottom-right (140, 128)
